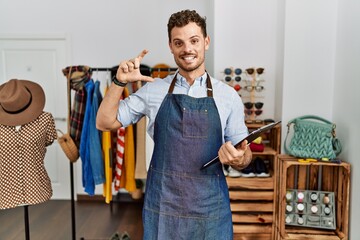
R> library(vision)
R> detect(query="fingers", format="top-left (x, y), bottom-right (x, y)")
top-left (218, 142), bottom-right (235, 163)
top-left (218, 141), bottom-right (247, 165)
top-left (137, 49), bottom-right (149, 62)
top-left (120, 49), bottom-right (149, 73)
top-left (115, 50), bottom-right (153, 83)
top-left (134, 49), bottom-right (148, 69)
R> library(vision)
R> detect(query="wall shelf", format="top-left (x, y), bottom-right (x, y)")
top-left (229, 123), bottom-right (281, 240)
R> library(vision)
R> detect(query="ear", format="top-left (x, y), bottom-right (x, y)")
top-left (169, 41), bottom-right (174, 54)
top-left (204, 36), bottom-right (210, 51)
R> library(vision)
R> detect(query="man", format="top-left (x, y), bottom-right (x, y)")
top-left (97, 9), bottom-right (252, 240)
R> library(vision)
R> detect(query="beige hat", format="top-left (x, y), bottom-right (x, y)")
top-left (0, 79), bottom-right (45, 126)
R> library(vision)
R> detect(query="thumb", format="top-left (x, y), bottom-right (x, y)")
top-left (140, 75), bottom-right (155, 82)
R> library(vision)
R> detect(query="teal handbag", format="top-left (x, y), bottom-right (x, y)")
top-left (284, 115), bottom-right (342, 159)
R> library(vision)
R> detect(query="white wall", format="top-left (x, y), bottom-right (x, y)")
top-left (333, 1), bottom-right (360, 238)
top-left (213, 0), bottom-right (280, 120)
top-left (214, 0), bottom-right (359, 237)
top-left (0, 0), bottom-right (208, 68)
top-left (281, 0), bottom-right (338, 124)
top-left (280, 0), bottom-right (360, 238)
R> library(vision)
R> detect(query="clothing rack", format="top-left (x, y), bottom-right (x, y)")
top-left (69, 64), bottom-right (176, 240)
top-left (89, 66), bottom-right (178, 73)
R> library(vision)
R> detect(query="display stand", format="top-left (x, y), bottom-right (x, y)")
top-left (24, 205), bottom-right (30, 240)
top-left (247, 70), bottom-right (256, 121)
top-left (275, 155), bottom-right (350, 240)
top-left (243, 67), bottom-right (265, 122)
top-left (63, 68), bottom-right (77, 240)
top-left (227, 123), bottom-right (281, 240)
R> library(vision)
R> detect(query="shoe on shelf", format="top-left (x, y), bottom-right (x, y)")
top-left (254, 157), bottom-right (270, 177)
top-left (241, 161), bottom-right (256, 178)
top-left (121, 232), bottom-right (131, 240)
top-left (228, 166), bottom-right (242, 177)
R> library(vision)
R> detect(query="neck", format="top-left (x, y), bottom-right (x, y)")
top-left (178, 69), bottom-right (206, 86)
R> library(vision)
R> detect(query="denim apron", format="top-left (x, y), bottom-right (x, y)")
top-left (143, 74), bottom-right (233, 240)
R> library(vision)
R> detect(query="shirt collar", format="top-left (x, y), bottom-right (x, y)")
top-left (176, 72), bottom-right (207, 87)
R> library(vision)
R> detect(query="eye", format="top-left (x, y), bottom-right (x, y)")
top-left (191, 38), bottom-right (199, 44)
top-left (174, 41), bottom-right (183, 47)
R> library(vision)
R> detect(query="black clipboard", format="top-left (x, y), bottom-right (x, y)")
top-left (200, 121), bottom-right (281, 170)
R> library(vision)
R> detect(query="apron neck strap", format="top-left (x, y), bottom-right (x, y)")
top-left (168, 72), bottom-right (213, 97)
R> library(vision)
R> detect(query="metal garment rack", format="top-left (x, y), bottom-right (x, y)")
top-left (67, 65), bottom-right (177, 240)
top-left (23, 205), bottom-right (30, 240)
top-left (89, 66), bottom-right (178, 72)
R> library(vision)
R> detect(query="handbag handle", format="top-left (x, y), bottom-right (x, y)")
top-left (287, 115), bottom-right (334, 127)
top-left (284, 126), bottom-right (292, 155)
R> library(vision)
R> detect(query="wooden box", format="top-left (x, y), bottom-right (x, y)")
top-left (228, 123), bottom-right (281, 240)
top-left (275, 155), bottom-right (350, 240)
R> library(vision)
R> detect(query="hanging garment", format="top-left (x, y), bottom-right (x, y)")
top-left (114, 127), bottom-right (125, 191)
top-left (118, 87), bottom-right (136, 192)
top-left (143, 74), bottom-right (233, 239)
top-left (69, 87), bottom-right (87, 147)
top-left (102, 86), bottom-right (113, 204)
top-left (0, 112), bottom-right (57, 209)
top-left (89, 80), bottom-right (105, 184)
top-left (62, 66), bottom-right (91, 147)
top-left (114, 89), bottom-right (126, 191)
top-left (79, 79), bottom-right (95, 195)
top-left (134, 116), bottom-right (147, 179)
top-left (102, 129), bottom-right (113, 203)
top-left (119, 123), bottom-right (136, 192)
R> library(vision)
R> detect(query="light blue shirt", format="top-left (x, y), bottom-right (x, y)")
top-left (117, 72), bottom-right (248, 145)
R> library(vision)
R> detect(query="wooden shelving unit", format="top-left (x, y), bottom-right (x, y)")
top-left (274, 155), bottom-right (350, 240)
top-left (228, 123), bottom-right (281, 240)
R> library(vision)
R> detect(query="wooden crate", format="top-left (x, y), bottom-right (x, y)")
top-left (275, 155), bottom-right (350, 240)
top-left (229, 123), bottom-right (281, 240)
top-left (228, 172), bottom-right (276, 240)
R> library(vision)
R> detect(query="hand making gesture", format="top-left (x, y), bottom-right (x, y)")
top-left (116, 49), bottom-right (154, 84)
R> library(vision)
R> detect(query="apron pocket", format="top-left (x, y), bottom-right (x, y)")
top-left (182, 108), bottom-right (208, 138)
top-left (145, 168), bottom-right (222, 219)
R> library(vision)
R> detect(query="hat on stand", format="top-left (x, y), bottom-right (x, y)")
top-left (0, 79), bottom-right (45, 126)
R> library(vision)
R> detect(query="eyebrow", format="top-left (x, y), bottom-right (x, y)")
top-left (172, 35), bottom-right (201, 42)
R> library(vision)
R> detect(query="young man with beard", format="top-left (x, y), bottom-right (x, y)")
top-left (97, 9), bottom-right (252, 240)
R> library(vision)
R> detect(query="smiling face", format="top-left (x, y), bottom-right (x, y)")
top-left (169, 22), bottom-right (210, 79)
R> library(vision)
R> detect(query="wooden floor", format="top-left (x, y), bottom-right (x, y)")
top-left (0, 199), bottom-right (143, 240)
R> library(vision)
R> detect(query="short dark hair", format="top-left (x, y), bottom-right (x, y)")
top-left (167, 9), bottom-right (207, 41)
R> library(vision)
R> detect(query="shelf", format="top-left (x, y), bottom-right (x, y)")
top-left (227, 174), bottom-right (274, 190)
top-left (251, 146), bottom-right (277, 156)
top-left (234, 224), bottom-right (272, 234)
top-left (229, 191), bottom-right (274, 201)
top-left (232, 213), bottom-right (273, 223)
top-left (231, 202), bottom-right (273, 212)
top-left (228, 121), bottom-right (281, 240)
top-left (275, 155), bottom-right (350, 240)
top-left (234, 233), bottom-right (272, 240)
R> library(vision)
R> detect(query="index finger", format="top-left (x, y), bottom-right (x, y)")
top-left (236, 140), bottom-right (248, 150)
top-left (137, 49), bottom-right (149, 61)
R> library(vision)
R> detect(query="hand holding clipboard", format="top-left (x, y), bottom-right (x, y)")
top-left (201, 121), bottom-right (281, 170)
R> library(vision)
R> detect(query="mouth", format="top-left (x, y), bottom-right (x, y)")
top-left (181, 55), bottom-right (196, 63)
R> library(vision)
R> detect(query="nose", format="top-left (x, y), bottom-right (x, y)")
top-left (182, 42), bottom-right (193, 52)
